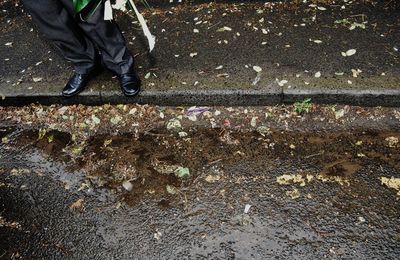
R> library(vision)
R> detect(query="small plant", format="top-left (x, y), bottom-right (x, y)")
top-left (334, 18), bottom-right (367, 30)
top-left (294, 98), bottom-right (312, 114)
top-left (38, 128), bottom-right (46, 140)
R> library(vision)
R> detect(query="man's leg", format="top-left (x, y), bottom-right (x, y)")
top-left (21, 0), bottom-right (98, 74)
top-left (59, 0), bottom-right (135, 75)
top-left (60, 0), bottom-right (140, 97)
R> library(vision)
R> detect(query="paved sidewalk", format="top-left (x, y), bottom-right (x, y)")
top-left (0, 0), bottom-right (399, 106)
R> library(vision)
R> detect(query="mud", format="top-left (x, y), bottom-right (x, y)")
top-left (3, 124), bottom-right (400, 206)
top-left (1, 114), bottom-right (400, 258)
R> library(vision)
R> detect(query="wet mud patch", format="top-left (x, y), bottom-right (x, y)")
top-left (79, 129), bottom-right (259, 206)
top-left (1, 127), bottom-right (72, 159)
top-left (2, 124), bottom-right (400, 208)
top-left (72, 128), bottom-right (400, 207)
top-left (322, 160), bottom-right (362, 177)
top-left (32, 130), bottom-right (72, 159)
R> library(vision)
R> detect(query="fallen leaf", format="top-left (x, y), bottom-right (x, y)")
top-left (250, 117), bottom-right (258, 127)
top-left (205, 175), bottom-right (221, 183)
top-left (335, 109), bottom-right (345, 119)
top-left (216, 73), bottom-right (229, 78)
top-left (122, 180), bottom-right (133, 191)
top-left (110, 115), bottom-right (122, 125)
top-left (166, 185), bottom-right (177, 194)
top-left (381, 177), bottom-right (400, 196)
top-left (286, 188), bottom-right (301, 199)
top-left (166, 118), bottom-right (181, 130)
top-left (342, 49), bottom-right (357, 57)
top-left (253, 66), bottom-right (262, 73)
top-left (32, 77), bottom-right (43, 82)
top-left (154, 231), bottom-right (162, 240)
top-left (174, 167), bottom-right (190, 178)
top-left (351, 69), bottom-right (362, 77)
top-left (91, 115), bottom-right (101, 125)
top-left (277, 174), bottom-right (314, 186)
top-left (244, 204), bottom-right (251, 213)
top-left (385, 136), bottom-right (399, 148)
top-left (69, 198), bottom-right (84, 211)
top-left (277, 79), bottom-right (288, 86)
top-left (217, 26), bottom-right (232, 32)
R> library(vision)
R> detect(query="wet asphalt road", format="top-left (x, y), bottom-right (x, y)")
top-left (1, 109), bottom-right (400, 259)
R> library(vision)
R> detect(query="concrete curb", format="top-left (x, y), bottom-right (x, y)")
top-left (1, 88), bottom-right (400, 107)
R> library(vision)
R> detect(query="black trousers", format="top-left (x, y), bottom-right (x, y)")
top-left (21, 0), bottom-right (134, 75)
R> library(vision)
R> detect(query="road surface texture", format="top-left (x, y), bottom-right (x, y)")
top-left (0, 103), bottom-right (399, 258)
top-left (0, 0), bottom-right (399, 105)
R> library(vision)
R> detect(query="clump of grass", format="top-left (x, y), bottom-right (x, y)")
top-left (294, 98), bottom-right (312, 114)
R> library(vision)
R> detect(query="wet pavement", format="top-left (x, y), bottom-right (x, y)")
top-left (0, 104), bottom-right (399, 258)
top-left (1, 0), bottom-right (400, 106)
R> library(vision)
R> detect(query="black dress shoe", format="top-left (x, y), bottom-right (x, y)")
top-left (62, 73), bottom-right (91, 97)
top-left (118, 73), bottom-right (141, 97)
top-left (62, 66), bottom-right (103, 97)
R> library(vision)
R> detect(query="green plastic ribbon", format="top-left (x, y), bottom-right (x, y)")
top-left (73, 0), bottom-right (93, 13)
top-left (73, 0), bottom-right (102, 21)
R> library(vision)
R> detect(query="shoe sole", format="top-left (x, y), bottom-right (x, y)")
top-left (122, 87), bottom-right (141, 97)
top-left (62, 86), bottom-right (85, 97)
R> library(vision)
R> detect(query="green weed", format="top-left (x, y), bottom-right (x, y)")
top-left (294, 98), bottom-right (312, 114)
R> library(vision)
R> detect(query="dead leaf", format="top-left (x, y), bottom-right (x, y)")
top-left (69, 198), bottom-right (84, 211)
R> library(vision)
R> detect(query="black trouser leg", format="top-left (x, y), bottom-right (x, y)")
top-left (22, 0), bottom-right (134, 75)
top-left (21, 0), bottom-right (98, 74)
top-left (68, 0), bottom-right (135, 75)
